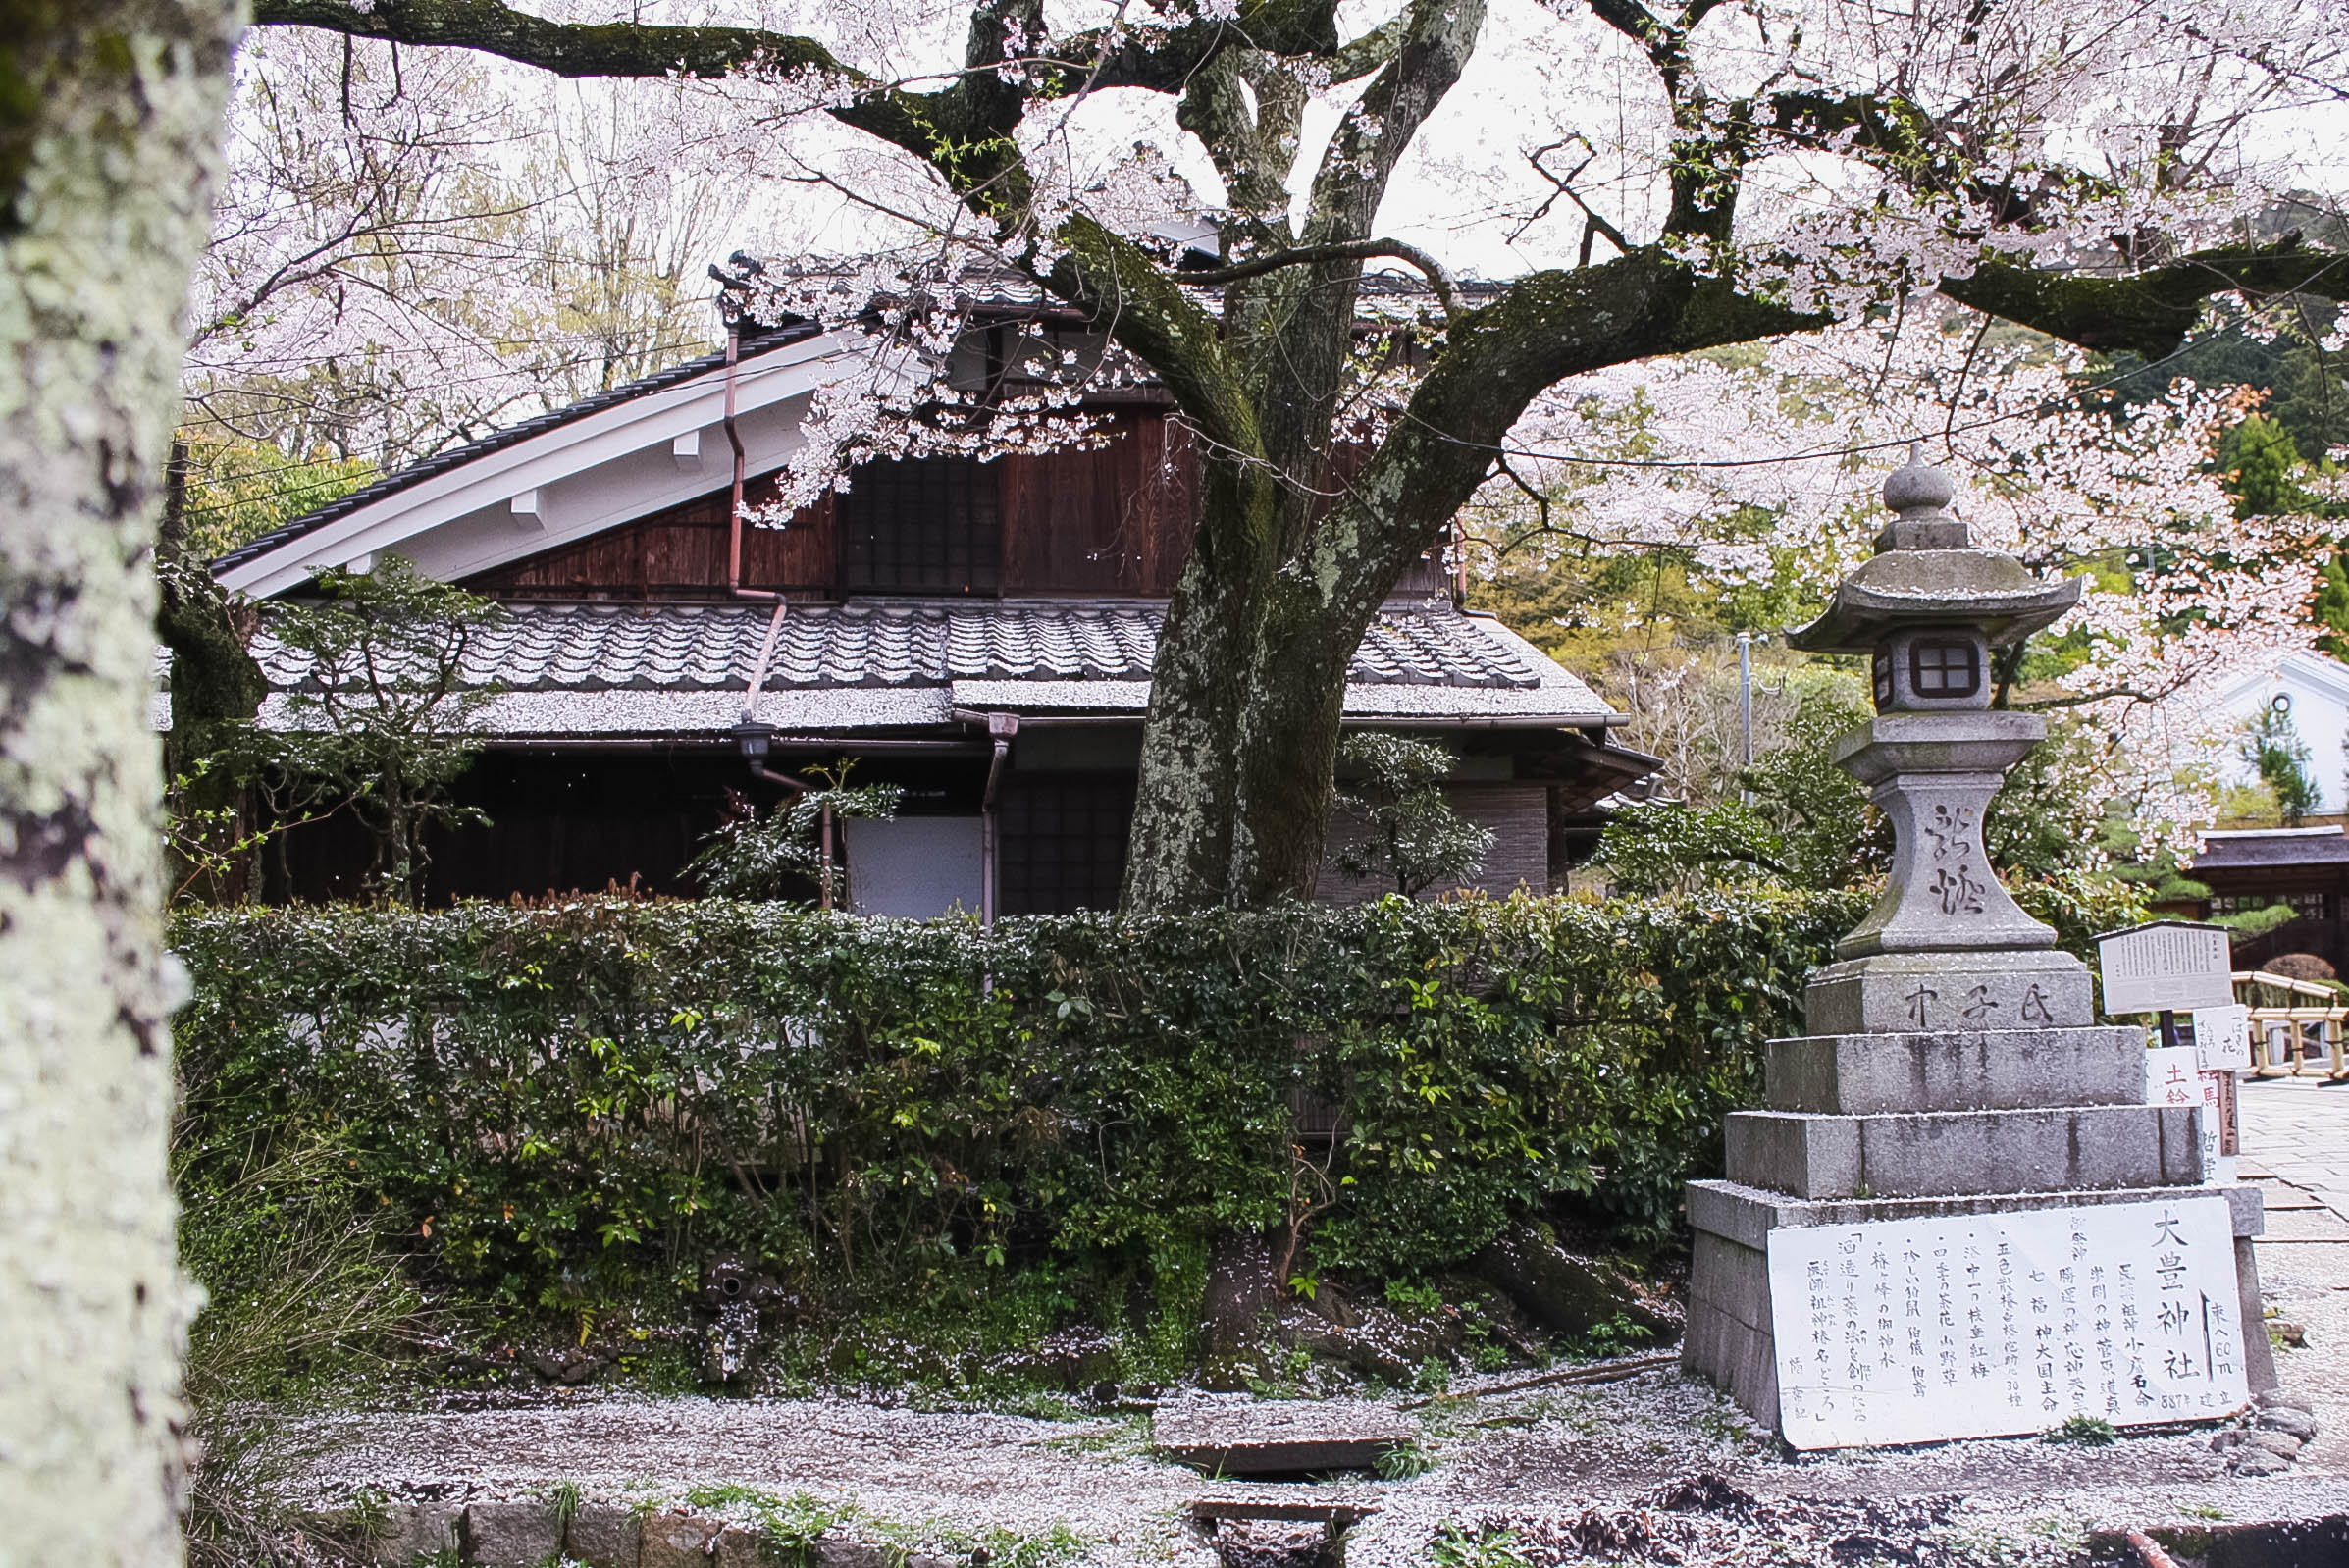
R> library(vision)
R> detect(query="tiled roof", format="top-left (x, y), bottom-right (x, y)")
top-left (251, 600), bottom-right (1547, 695)
top-left (216, 599), bottom-right (1616, 738)
top-left (207, 323), bottom-right (825, 577)
top-left (2192, 828), bottom-right (2349, 869)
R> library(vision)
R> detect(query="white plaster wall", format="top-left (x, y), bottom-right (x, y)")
top-left (844, 816), bottom-right (985, 918)
top-left (2213, 654), bottom-right (2349, 814)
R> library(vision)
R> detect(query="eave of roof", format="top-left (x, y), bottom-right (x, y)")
top-left (209, 321), bottom-right (826, 579)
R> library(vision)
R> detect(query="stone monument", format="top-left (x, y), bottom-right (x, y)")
top-left (1683, 450), bottom-right (2274, 1445)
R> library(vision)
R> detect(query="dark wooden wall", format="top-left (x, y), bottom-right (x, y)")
top-left (999, 417), bottom-right (1198, 593)
top-left (466, 475), bottom-right (839, 600)
top-left (465, 411), bottom-right (1444, 601)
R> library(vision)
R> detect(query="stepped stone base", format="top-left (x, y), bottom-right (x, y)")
top-left (1805, 950), bottom-right (2092, 1035)
top-left (1765, 1026), bottom-right (2146, 1115)
top-left (1725, 1102), bottom-right (2203, 1199)
top-left (1682, 1180), bottom-right (2277, 1432)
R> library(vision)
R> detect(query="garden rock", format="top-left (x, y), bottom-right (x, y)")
top-left (640, 1511), bottom-right (721, 1568)
top-left (2246, 1430), bottom-right (2304, 1461)
top-left (466, 1498), bottom-right (561, 1566)
top-left (2210, 1428), bottom-right (2245, 1451)
top-left (2255, 1405), bottom-right (2320, 1442)
top-left (1472, 1223), bottom-right (1678, 1342)
top-left (2256, 1388), bottom-right (2316, 1414)
top-left (712, 1523), bottom-right (766, 1566)
top-left (369, 1502), bottom-right (461, 1565)
top-left (1201, 1235), bottom-right (1282, 1373)
top-left (563, 1502), bottom-right (642, 1568)
top-left (2231, 1447), bottom-right (2292, 1477)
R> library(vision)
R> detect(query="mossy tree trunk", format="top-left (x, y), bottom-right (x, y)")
top-left (0, 0), bottom-right (242, 1556)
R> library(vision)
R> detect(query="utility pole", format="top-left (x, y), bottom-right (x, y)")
top-left (1737, 631), bottom-right (1755, 766)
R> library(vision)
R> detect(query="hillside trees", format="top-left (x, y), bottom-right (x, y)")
top-left (246, 0), bottom-right (2349, 911)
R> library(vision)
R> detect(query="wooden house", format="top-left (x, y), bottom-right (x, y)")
top-left (199, 319), bottom-right (1658, 912)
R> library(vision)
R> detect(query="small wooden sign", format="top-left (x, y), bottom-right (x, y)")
top-left (2097, 921), bottom-right (2233, 1016)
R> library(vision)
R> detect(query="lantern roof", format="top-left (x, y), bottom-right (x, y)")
top-left (1788, 448), bottom-right (2082, 654)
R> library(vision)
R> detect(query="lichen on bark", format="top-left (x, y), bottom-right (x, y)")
top-left (0, 0), bottom-right (240, 1557)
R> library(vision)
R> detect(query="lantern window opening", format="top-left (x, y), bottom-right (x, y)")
top-left (1909, 637), bottom-right (1982, 699)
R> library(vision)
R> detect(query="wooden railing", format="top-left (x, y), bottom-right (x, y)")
top-left (2235, 970), bottom-right (2349, 1081)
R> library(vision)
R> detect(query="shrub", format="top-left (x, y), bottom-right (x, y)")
top-left (171, 881), bottom-right (2139, 1341)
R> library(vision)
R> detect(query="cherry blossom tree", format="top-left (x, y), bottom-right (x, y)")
top-left (190, 29), bottom-right (755, 473)
top-left (1469, 312), bottom-right (2326, 832)
top-left (244, 0), bottom-right (2349, 910)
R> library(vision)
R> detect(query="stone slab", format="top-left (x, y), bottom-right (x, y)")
top-left (2256, 1207), bottom-right (2349, 1241)
top-left (369, 1503), bottom-right (461, 1566)
top-left (641, 1512), bottom-right (722, 1568)
top-left (1725, 1103), bottom-right (2201, 1199)
top-left (1805, 950), bottom-right (2092, 1035)
top-left (1685, 1178), bottom-right (2268, 1254)
top-left (1684, 1187), bottom-right (2279, 1435)
top-left (564, 1503), bottom-right (643, 1568)
top-left (466, 1500), bottom-right (562, 1567)
top-left (1152, 1401), bottom-right (1414, 1475)
top-left (1764, 1026), bottom-right (2145, 1115)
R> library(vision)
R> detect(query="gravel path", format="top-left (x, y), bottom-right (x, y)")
top-left (263, 1078), bottom-right (2349, 1565)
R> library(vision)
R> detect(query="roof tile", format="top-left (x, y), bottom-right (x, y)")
top-left (249, 600), bottom-right (1547, 698)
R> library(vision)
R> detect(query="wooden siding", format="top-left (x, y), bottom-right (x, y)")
top-left (1000, 415), bottom-right (1197, 594)
top-left (465, 474), bottom-right (837, 599)
top-left (463, 411), bottom-right (1452, 600)
top-left (1314, 782), bottom-right (1552, 904)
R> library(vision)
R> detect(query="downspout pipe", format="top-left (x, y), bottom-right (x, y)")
top-left (718, 305), bottom-right (804, 800)
top-left (977, 711), bottom-right (1018, 926)
top-left (721, 313), bottom-right (785, 607)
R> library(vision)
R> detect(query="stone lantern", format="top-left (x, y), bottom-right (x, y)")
top-left (1681, 449), bottom-right (2274, 1448)
top-left (1788, 448), bottom-right (2087, 1016)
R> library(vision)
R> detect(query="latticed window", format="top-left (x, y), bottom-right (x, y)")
top-left (2213, 891), bottom-right (2331, 922)
top-left (840, 455), bottom-right (1003, 594)
top-left (1909, 637), bottom-right (1981, 698)
top-left (998, 775), bottom-right (1134, 915)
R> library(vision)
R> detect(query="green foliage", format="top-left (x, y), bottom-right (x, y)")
top-left (173, 892), bottom-right (1893, 1345)
top-left (1430, 1523), bottom-right (1534, 1568)
top-left (1376, 1439), bottom-right (1436, 1479)
top-left (2242, 706), bottom-right (2321, 827)
top-left (1331, 734), bottom-right (1496, 896)
top-left (172, 889), bottom-right (2133, 1362)
top-left (257, 556), bottom-right (506, 901)
top-left (179, 434), bottom-right (381, 560)
top-left (2213, 902), bottom-right (2302, 938)
top-left (2218, 415), bottom-right (2312, 521)
top-left (1592, 692), bottom-right (1882, 894)
top-left (688, 759), bottom-right (905, 904)
top-left (2043, 1415), bottom-right (2118, 1447)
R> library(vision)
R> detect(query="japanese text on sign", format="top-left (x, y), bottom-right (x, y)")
top-left (1767, 1197), bottom-right (2246, 1448)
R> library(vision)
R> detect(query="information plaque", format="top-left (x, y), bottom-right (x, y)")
top-left (2097, 921), bottom-right (2234, 1016)
top-left (1767, 1196), bottom-right (2247, 1449)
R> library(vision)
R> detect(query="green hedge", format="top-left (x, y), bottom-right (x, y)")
top-left (170, 879), bottom-right (2135, 1329)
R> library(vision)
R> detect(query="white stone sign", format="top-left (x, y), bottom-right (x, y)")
top-left (2098, 922), bottom-right (2234, 1015)
top-left (1767, 1197), bottom-right (2247, 1449)
top-left (2192, 1004), bottom-right (2253, 1071)
top-left (2146, 1046), bottom-right (2230, 1185)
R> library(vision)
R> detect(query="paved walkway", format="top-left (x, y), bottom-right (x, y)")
top-left (2238, 1074), bottom-right (2349, 1227)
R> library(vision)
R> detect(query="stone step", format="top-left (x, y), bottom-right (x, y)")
top-left (1765, 1025), bottom-right (2146, 1115)
top-left (1684, 1177), bottom-right (2267, 1254)
top-left (1152, 1400), bottom-right (1414, 1475)
top-left (1724, 1103), bottom-right (2202, 1200)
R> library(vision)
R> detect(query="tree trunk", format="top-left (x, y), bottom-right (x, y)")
top-left (0, 0), bottom-right (241, 1558)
